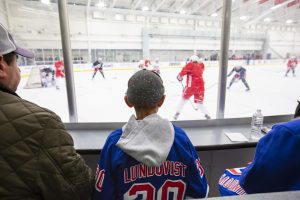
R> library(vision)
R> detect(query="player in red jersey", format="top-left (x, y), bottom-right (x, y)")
top-left (54, 58), bottom-right (65, 90)
top-left (174, 55), bottom-right (211, 120)
top-left (285, 56), bottom-right (298, 77)
top-left (144, 59), bottom-right (151, 68)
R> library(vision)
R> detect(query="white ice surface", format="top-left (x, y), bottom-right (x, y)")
top-left (17, 63), bottom-right (300, 122)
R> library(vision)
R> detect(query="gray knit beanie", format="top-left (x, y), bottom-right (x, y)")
top-left (127, 69), bottom-right (165, 108)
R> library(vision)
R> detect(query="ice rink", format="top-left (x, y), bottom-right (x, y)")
top-left (18, 60), bottom-right (300, 122)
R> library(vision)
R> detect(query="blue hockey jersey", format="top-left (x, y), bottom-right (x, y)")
top-left (219, 119), bottom-right (300, 196)
top-left (93, 60), bottom-right (103, 68)
top-left (218, 167), bottom-right (247, 196)
top-left (228, 66), bottom-right (246, 78)
top-left (92, 114), bottom-right (208, 199)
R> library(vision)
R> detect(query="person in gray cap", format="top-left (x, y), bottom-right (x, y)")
top-left (93, 69), bottom-right (209, 199)
top-left (0, 23), bottom-right (93, 199)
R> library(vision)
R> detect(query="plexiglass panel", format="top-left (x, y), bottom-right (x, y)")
top-left (1, 0), bottom-right (70, 121)
top-left (2, 0), bottom-right (298, 122)
top-left (225, 0), bottom-right (300, 118)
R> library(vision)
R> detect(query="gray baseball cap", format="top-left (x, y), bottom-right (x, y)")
top-left (0, 23), bottom-right (34, 58)
top-left (127, 69), bottom-right (165, 108)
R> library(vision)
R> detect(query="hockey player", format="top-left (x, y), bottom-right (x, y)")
top-left (41, 66), bottom-right (55, 87)
top-left (174, 55), bottom-right (211, 120)
top-left (151, 57), bottom-right (160, 74)
top-left (134, 60), bottom-right (146, 74)
top-left (54, 59), bottom-right (65, 90)
top-left (285, 56), bottom-right (298, 77)
top-left (138, 59), bottom-right (145, 70)
top-left (92, 70), bottom-right (209, 199)
top-left (41, 66), bottom-right (48, 88)
top-left (227, 66), bottom-right (250, 91)
top-left (92, 57), bottom-right (105, 80)
top-left (144, 58), bottom-right (151, 68)
top-left (219, 100), bottom-right (300, 196)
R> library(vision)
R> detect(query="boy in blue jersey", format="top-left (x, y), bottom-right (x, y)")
top-left (219, 100), bottom-right (300, 196)
top-left (92, 69), bottom-right (209, 199)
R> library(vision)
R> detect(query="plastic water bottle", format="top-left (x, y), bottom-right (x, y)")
top-left (250, 109), bottom-right (264, 140)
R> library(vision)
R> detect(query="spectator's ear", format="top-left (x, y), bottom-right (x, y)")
top-left (294, 100), bottom-right (300, 118)
top-left (157, 95), bottom-right (166, 107)
top-left (0, 56), bottom-right (7, 79)
top-left (124, 96), bottom-right (133, 108)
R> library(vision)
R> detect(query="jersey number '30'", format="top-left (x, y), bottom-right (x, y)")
top-left (124, 180), bottom-right (186, 200)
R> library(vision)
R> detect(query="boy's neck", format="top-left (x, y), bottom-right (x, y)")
top-left (135, 108), bottom-right (158, 120)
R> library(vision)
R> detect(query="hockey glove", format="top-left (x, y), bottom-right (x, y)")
top-left (177, 74), bottom-right (183, 82)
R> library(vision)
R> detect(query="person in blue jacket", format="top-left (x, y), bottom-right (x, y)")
top-left (92, 69), bottom-right (209, 199)
top-left (219, 100), bottom-right (300, 196)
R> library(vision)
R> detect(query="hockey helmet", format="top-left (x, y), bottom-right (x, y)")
top-left (190, 55), bottom-right (200, 63)
top-left (139, 60), bottom-right (144, 65)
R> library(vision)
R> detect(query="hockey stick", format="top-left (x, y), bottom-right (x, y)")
top-left (180, 81), bottom-right (197, 111)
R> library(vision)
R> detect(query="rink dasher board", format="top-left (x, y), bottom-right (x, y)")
top-left (20, 60), bottom-right (288, 78)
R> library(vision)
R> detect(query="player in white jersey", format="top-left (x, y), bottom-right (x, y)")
top-left (151, 58), bottom-right (160, 74)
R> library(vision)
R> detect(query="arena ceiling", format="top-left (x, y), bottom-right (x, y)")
top-left (6, 0), bottom-right (300, 26)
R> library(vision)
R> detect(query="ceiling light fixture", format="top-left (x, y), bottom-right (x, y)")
top-left (240, 16), bottom-right (247, 20)
top-left (41, 0), bottom-right (50, 5)
top-left (96, 2), bottom-right (107, 8)
top-left (286, 19), bottom-right (293, 24)
top-left (142, 6), bottom-right (149, 11)
top-left (211, 13), bottom-right (218, 17)
top-left (115, 14), bottom-right (123, 20)
top-left (179, 10), bottom-right (186, 15)
top-left (263, 17), bottom-right (272, 22)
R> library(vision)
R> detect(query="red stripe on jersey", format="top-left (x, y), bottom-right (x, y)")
top-left (227, 168), bottom-right (242, 175)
